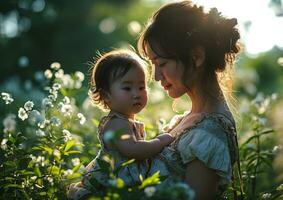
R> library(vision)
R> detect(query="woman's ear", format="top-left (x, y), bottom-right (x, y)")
top-left (192, 46), bottom-right (205, 68)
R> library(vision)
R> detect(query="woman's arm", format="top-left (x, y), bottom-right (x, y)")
top-left (185, 160), bottom-right (219, 200)
top-left (103, 118), bottom-right (174, 160)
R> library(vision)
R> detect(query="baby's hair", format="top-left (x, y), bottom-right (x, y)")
top-left (89, 49), bottom-right (147, 111)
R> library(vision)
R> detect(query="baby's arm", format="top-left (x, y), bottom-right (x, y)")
top-left (103, 117), bottom-right (174, 160)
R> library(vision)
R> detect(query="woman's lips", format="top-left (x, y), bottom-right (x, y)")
top-left (162, 84), bottom-right (172, 90)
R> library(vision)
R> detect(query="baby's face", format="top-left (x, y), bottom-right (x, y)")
top-left (107, 65), bottom-right (147, 119)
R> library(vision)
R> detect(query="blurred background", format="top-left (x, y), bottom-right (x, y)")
top-left (0, 0), bottom-right (283, 195)
top-left (0, 0), bottom-right (282, 97)
top-left (0, 0), bottom-right (283, 198)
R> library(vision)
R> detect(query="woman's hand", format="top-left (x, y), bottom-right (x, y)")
top-left (168, 113), bottom-right (204, 138)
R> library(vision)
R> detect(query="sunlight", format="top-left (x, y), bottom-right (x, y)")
top-left (166, 0), bottom-right (283, 55)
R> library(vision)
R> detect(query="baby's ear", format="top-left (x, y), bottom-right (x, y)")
top-left (192, 46), bottom-right (206, 68)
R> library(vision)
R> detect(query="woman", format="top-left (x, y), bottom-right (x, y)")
top-left (138, 1), bottom-right (242, 199)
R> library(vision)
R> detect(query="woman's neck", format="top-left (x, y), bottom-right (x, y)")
top-left (187, 76), bottom-right (228, 115)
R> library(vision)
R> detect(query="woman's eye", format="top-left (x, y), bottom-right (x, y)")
top-left (159, 62), bottom-right (167, 67)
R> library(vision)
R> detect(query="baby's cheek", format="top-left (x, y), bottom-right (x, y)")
top-left (118, 93), bottom-right (131, 101)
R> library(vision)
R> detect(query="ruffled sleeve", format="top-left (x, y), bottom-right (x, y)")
top-left (177, 123), bottom-right (232, 185)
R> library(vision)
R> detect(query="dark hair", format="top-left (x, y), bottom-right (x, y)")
top-left (89, 49), bottom-right (146, 111)
top-left (138, 1), bottom-right (241, 73)
top-left (138, 1), bottom-right (241, 116)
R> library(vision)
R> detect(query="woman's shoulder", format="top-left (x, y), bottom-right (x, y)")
top-left (181, 112), bottom-right (235, 140)
top-left (174, 113), bottom-right (235, 185)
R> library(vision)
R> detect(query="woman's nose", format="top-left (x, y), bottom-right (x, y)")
top-left (154, 67), bottom-right (162, 81)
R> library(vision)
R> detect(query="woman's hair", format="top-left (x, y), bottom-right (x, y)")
top-left (89, 49), bottom-right (147, 111)
top-left (138, 0), bottom-right (241, 115)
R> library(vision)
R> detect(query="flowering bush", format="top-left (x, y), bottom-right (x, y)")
top-left (0, 63), bottom-right (195, 200)
top-left (0, 63), bottom-right (282, 199)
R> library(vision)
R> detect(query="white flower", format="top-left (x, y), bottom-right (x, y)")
top-left (144, 186), bottom-right (156, 197)
top-left (3, 114), bottom-right (16, 133)
top-left (42, 98), bottom-right (53, 108)
top-left (36, 129), bottom-right (45, 137)
top-left (29, 110), bottom-right (45, 125)
top-left (262, 193), bottom-right (271, 199)
top-left (46, 176), bottom-right (54, 185)
top-left (37, 120), bottom-right (47, 129)
top-left (271, 93), bottom-right (278, 101)
top-left (18, 107), bottom-right (28, 121)
top-left (30, 155), bottom-right (45, 167)
top-left (36, 156), bottom-right (45, 166)
top-left (277, 184), bottom-right (283, 191)
top-left (1, 92), bottom-right (14, 104)
top-left (50, 116), bottom-right (61, 126)
top-left (50, 62), bottom-right (61, 70)
top-left (63, 129), bottom-right (72, 142)
top-left (53, 149), bottom-right (61, 158)
top-left (71, 158), bottom-right (80, 166)
top-left (52, 83), bottom-right (61, 91)
top-left (74, 81), bottom-right (82, 89)
top-left (63, 169), bottom-right (73, 177)
top-left (58, 102), bottom-right (72, 116)
top-left (77, 113), bottom-right (86, 125)
top-left (61, 104), bottom-right (72, 115)
top-left (44, 69), bottom-right (53, 79)
top-left (48, 93), bottom-right (57, 101)
top-left (1, 138), bottom-right (8, 150)
top-left (30, 176), bottom-right (37, 181)
top-left (272, 145), bottom-right (282, 154)
top-left (63, 96), bottom-right (71, 104)
top-left (277, 57), bottom-right (283, 67)
top-left (55, 69), bottom-right (64, 79)
top-left (62, 74), bottom-right (74, 89)
top-left (24, 101), bottom-right (34, 111)
top-left (75, 71), bottom-right (84, 82)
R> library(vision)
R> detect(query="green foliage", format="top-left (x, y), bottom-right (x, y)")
top-left (0, 63), bottom-right (282, 199)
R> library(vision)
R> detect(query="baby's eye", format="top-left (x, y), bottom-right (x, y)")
top-left (139, 86), bottom-right (146, 90)
top-left (122, 87), bottom-right (131, 91)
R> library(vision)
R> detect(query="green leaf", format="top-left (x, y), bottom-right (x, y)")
top-left (4, 184), bottom-right (23, 189)
top-left (64, 140), bottom-right (76, 152)
top-left (92, 118), bottom-right (100, 127)
top-left (139, 171), bottom-right (160, 189)
top-left (97, 158), bottom-right (111, 174)
top-left (114, 159), bottom-right (135, 175)
top-left (49, 166), bottom-right (60, 175)
top-left (64, 150), bottom-right (81, 155)
top-left (67, 172), bottom-right (81, 180)
top-left (34, 166), bottom-right (42, 177)
top-left (121, 159), bottom-right (135, 167)
top-left (72, 164), bottom-right (82, 173)
top-left (43, 146), bottom-right (53, 156)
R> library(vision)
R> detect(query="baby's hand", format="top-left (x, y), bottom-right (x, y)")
top-left (168, 113), bottom-right (204, 138)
